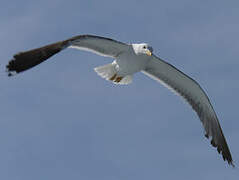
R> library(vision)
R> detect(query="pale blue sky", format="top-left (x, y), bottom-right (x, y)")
top-left (1, 0), bottom-right (239, 179)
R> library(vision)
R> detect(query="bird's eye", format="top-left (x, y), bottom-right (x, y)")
top-left (143, 46), bottom-right (146, 49)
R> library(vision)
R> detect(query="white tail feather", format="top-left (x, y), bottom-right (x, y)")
top-left (94, 63), bottom-right (117, 80)
top-left (94, 63), bottom-right (132, 85)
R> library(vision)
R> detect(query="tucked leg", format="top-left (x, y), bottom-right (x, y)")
top-left (114, 76), bottom-right (123, 83)
top-left (109, 74), bottom-right (117, 81)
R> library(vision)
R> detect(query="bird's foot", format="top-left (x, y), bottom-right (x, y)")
top-left (109, 74), bottom-right (117, 81)
top-left (109, 74), bottom-right (123, 83)
top-left (114, 76), bottom-right (123, 83)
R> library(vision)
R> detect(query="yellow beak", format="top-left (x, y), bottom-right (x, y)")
top-left (146, 50), bottom-right (152, 56)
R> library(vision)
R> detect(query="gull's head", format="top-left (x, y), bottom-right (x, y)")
top-left (132, 43), bottom-right (153, 56)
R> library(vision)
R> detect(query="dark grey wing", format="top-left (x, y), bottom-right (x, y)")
top-left (142, 55), bottom-right (234, 166)
top-left (6, 35), bottom-right (128, 76)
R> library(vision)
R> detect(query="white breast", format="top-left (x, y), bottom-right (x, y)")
top-left (115, 46), bottom-right (149, 76)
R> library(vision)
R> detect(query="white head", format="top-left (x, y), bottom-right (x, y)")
top-left (132, 43), bottom-right (153, 56)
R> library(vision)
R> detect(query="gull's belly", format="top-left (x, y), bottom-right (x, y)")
top-left (116, 53), bottom-right (149, 76)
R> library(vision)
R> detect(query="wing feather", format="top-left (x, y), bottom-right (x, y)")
top-left (142, 55), bottom-right (234, 166)
top-left (6, 35), bottom-right (128, 75)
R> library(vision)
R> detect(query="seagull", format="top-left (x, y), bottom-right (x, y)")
top-left (6, 34), bottom-right (234, 166)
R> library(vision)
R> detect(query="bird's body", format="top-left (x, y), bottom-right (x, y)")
top-left (71, 40), bottom-right (152, 84)
top-left (116, 44), bottom-right (152, 76)
top-left (6, 34), bottom-right (234, 166)
top-left (115, 47), bottom-right (146, 76)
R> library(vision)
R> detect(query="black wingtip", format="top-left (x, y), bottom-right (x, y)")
top-left (6, 40), bottom-right (69, 76)
top-left (227, 158), bottom-right (235, 168)
top-left (205, 132), bottom-right (234, 167)
top-left (7, 71), bottom-right (14, 77)
top-left (6, 58), bottom-right (17, 76)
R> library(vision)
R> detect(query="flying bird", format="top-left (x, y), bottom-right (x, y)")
top-left (6, 34), bottom-right (234, 166)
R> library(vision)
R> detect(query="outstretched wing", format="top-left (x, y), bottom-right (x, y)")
top-left (6, 35), bottom-right (128, 76)
top-left (142, 55), bottom-right (234, 166)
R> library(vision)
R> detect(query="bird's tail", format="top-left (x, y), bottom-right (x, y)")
top-left (94, 62), bottom-right (132, 85)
